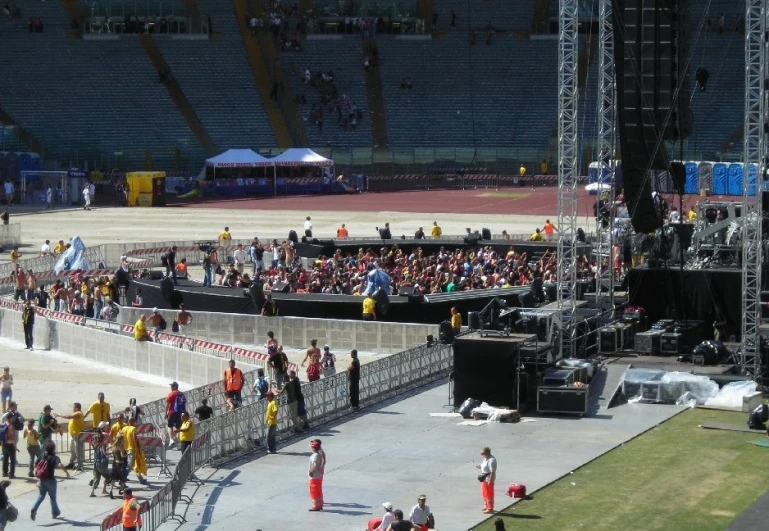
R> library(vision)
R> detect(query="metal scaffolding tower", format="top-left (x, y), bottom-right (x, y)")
top-left (740, 0), bottom-right (766, 378)
top-left (557, 0), bottom-right (579, 357)
top-left (594, 0), bottom-right (616, 307)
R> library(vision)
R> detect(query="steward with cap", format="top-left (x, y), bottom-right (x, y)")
top-left (121, 488), bottom-right (144, 531)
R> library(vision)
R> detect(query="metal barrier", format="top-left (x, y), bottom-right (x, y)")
top-left (197, 341), bottom-right (453, 462)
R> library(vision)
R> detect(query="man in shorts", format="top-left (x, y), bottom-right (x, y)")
top-left (165, 382), bottom-right (185, 447)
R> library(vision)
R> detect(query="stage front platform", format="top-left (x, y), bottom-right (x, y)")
top-left (627, 265), bottom-right (742, 340)
top-left (128, 279), bottom-right (530, 323)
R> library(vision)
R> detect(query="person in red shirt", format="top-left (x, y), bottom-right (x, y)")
top-left (165, 382), bottom-right (185, 448)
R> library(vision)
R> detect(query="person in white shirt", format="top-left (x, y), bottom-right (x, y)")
top-left (408, 494), bottom-right (433, 530)
top-left (669, 207), bottom-right (680, 223)
top-left (45, 184), bottom-right (53, 209)
top-left (83, 184), bottom-right (91, 210)
top-left (89, 182), bottom-right (96, 205)
top-left (232, 243), bottom-right (247, 275)
top-left (304, 216), bottom-right (313, 238)
top-left (477, 446), bottom-right (498, 513)
top-left (375, 502), bottom-right (395, 531)
top-left (40, 240), bottom-right (51, 256)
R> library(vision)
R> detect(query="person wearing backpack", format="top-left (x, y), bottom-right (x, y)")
top-left (30, 441), bottom-right (70, 521)
top-left (254, 368), bottom-right (269, 400)
top-left (165, 382), bottom-right (186, 448)
top-left (89, 425), bottom-right (110, 497)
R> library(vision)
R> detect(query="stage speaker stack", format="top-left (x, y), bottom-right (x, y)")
top-left (613, 0), bottom-right (691, 234)
top-left (272, 282), bottom-right (290, 293)
top-left (600, 326), bottom-right (619, 353)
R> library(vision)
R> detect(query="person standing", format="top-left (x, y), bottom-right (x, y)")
top-left (265, 392), bottom-right (278, 454)
top-left (55, 403), bottom-right (84, 470)
top-left (37, 405), bottom-right (57, 447)
top-left (477, 446), bottom-right (497, 513)
top-left (1, 415), bottom-right (17, 479)
top-left (22, 300), bottom-right (34, 350)
top-left (233, 243), bottom-right (247, 276)
top-left (165, 246), bottom-right (177, 285)
top-left (165, 382), bottom-right (186, 447)
top-left (0, 368), bottom-right (12, 413)
top-left (301, 339), bottom-right (321, 368)
top-left (224, 360), bottom-right (245, 411)
top-left (30, 441), bottom-right (70, 521)
top-left (0, 479), bottom-right (10, 530)
top-left (121, 416), bottom-right (148, 485)
top-left (320, 345), bottom-right (336, 377)
top-left (348, 349), bottom-right (361, 410)
top-left (194, 398), bottom-right (213, 422)
top-left (430, 221), bottom-right (442, 238)
top-left (175, 413), bottom-right (194, 454)
top-left (84, 392), bottom-right (111, 430)
top-left (254, 369), bottom-right (269, 400)
top-left (175, 304), bottom-right (193, 335)
top-left (362, 294), bottom-right (377, 321)
top-left (280, 372), bottom-right (302, 432)
top-left (261, 294), bottom-right (279, 316)
top-left (450, 306), bottom-right (462, 334)
top-left (45, 184), bottom-right (53, 209)
top-left (82, 184), bottom-right (91, 211)
top-left (304, 216), bottom-right (313, 238)
top-left (119, 488), bottom-right (143, 531)
top-left (386, 509), bottom-right (418, 530)
top-left (307, 439), bottom-right (326, 511)
top-left (336, 224), bottom-right (348, 239)
top-left (409, 494), bottom-right (433, 531)
top-left (89, 426), bottom-right (110, 497)
top-left (23, 419), bottom-right (40, 477)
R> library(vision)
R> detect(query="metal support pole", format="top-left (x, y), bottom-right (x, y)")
top-left (740, 0), bottom-right (766, 379)
top-left (557, 0), bottom-right (579, 358)
top-left (594, 0), bottom-right (616, 308)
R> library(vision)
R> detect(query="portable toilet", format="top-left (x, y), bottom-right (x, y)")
top-left (126, 171), bottom-right (166, 207)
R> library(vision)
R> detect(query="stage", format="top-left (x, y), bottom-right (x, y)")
top-left (128, 279), bottom-right (531, 323)
top-left (627, 265), bottom-right (743, 340)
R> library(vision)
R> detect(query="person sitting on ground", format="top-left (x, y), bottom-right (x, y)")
top-left (174, 258), bottom-right (188, 279)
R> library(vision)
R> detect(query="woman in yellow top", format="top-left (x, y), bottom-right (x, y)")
top-left (175, 412), bottom-right (195, 453)
top-left (134, 315), bottom-right (151, 341)
top-left (23, 418), bottom-right (41, 476)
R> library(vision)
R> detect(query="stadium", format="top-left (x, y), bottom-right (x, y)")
top-left (0, 1), bottom-right (767, 530)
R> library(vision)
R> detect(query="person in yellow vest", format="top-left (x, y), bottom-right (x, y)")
top-left (53, 239), bottom-right (66, 255)
top-left (84, 392), bottom-right (111, 430)
top-left (134, 315), bottom-right (151, 342)
top-left (687, 206), bottom-right (697, 222)
top-left (336, 224), bottom-right (349, 238)
top-left (540, 159), bottom-right (548, 174)
top-left (218, 226), bottom-right (232, 241)
top-left (519, 163), bottom-right (527, 177)
top-left (529, 228), bottom-right (544, 242)
top-left (120, 488), bottom-right (143, 531)
top-left (430, 221), bottom-right (442, 238)
top-left (55, 402), bottom-right (84, 470)
top-left (121, 416), bottom-right (148, 485)
top-left (265, 391), bottom-right (278, 453)
top-left (175, 412), bottom-right (195, 454)
top-left (362, 294), bottom-right (376, 321)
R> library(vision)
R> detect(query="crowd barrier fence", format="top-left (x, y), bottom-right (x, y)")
top-left (118, 306), bottom-right (439, 354)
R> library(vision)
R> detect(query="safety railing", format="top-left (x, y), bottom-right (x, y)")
top-left (196, 340), bottom-right (452, 462)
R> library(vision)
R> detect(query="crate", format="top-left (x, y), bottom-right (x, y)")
top-left (635, 330), bottom-right (663, 355)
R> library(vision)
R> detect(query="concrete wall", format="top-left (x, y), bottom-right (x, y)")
top-left (0, 306), bottom-right (255, 387)
top-left (118, 307), bottom-right (439, 354)
top-left (0, 307), bottom-right (51, 350)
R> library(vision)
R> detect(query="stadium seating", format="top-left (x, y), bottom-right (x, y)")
top-left (0, 3), bottom-right (196, 168)
top-left (278, 38), bottom-right (372, 148)
top-left (435, 0), bottom-right (535, 33)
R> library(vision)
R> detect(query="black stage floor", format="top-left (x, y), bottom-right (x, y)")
top-left (128, 279), bottom-right (530, 323)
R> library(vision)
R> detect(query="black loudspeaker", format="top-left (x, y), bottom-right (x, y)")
top-left (481, 228), bottom-right (491, 240)
top-left (614, 0), bottom-right (690, 234)
top-left (149, 270), bottom-right (164, 280)
top-left (439, 320), bottom-right (454, 343)
top-left (399, 286), bottom-right (416, 296)
top-left (464, 233), bottom-right (481, 246)
top-left (373, 288), bottom-right (390, 316)
top-left (468, 311), bottom-right (481, 330)
top-left (670, 161), bottom-right (686, 196)
top-left (160, 276), bottom-right (174, 302)
top-left (288, 230), bottom-right (298, 244)
top-left (272, 281), bottom-right (290, 293)
top-left (249, 282), bottom-right (266, 311)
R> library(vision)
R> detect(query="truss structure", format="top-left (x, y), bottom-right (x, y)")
top-left (594, 0), bottom-right (616, 307)
top-left (740, 0), bottom-right (766, 378)
top-left (557, 0), bottom-right (579, 358)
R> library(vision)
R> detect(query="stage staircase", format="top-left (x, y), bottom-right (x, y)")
top-left (139, 35), bottom-right (218, 156)
top-left (232, 0), bottom-right (293, 148)
top-left (363, 42), bottom-right (390, 149)
top-left (60, 0), bottom-right (82, 37)
top-left (183, 0), bottom-right (203, 33)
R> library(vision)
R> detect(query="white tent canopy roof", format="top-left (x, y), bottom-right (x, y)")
top-left (206, 149), bottom-right (271, 168)
top-left (270, 148), bottom-right (334, 167)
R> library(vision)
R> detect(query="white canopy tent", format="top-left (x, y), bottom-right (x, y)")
top-left (269, 148), bottom-right (335, 195)
top-left (205, 149), bottom-right (271, 178)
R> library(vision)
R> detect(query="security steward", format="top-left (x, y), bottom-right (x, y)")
top-left (22, 299), bottom-right (35, 350)
top-left (224, 359), bottom-right (245, 411)
top-left (362, 293), bottom-right (377, 321)
top-left (121, 487), bottom-right (143, 531)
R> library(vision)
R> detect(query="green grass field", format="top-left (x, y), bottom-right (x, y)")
top-left (472, 408), bottom-right (769, 531)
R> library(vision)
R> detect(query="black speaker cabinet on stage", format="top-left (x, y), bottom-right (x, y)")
top-left (613, 0), bottom-right (691, 234)
top-left (453, 332), bottom-right (534, 410)
top-left (272, 281), bottom-right (290, 293)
